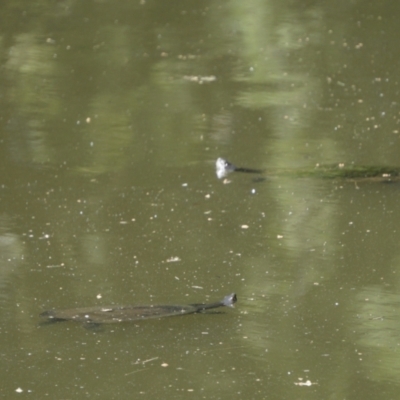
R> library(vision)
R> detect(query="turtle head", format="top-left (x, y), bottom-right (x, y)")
top-left (222, 293), bottom-right (237, 307)
top-left (216, 158), bottom-right (236, 179)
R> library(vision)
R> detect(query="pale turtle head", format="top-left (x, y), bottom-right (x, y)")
top-left (222, 293), bottom-right (237, 307)
top-left (216, 158), bottom-right (236, 179)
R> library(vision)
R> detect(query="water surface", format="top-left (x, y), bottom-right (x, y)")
top-left (1, 1), bottom-right (400, 399)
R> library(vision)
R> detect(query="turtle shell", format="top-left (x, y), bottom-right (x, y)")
top-left (40, 293), bottom-right (237, 325)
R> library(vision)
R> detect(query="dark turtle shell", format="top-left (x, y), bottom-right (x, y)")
top-left (40, 293), bottom-right (237, 325)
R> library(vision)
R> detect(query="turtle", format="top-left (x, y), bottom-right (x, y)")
top-left (40, 293), bottom-right (237, 326)
top-left (215, 157), bottom-right (400, 183)
top-left (216, 157), bottom-right (264, 179)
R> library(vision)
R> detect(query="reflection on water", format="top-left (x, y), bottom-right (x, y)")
top-left (353, 285), bottom-right (400, 383)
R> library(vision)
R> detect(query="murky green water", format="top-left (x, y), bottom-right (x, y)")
top-left (2, 0), bottom-right (400, 398)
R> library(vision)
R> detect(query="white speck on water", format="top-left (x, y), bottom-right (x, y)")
top-left (166, 256), bottom-right (180, 263)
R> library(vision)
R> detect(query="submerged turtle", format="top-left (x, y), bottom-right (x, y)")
top-left (216, 157), bottom-right (400, 183)
top-left (40, 293), bottom-right (237, 326)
